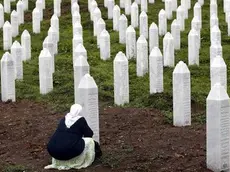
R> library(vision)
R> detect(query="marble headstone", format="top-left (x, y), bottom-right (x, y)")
top-left (137, 35), bottom-right (148, 76)
top-left (126, 25), bottom-right (136, 59)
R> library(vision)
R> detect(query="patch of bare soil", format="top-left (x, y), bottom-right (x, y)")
top-left (0, 101), bottom-right (211, 172)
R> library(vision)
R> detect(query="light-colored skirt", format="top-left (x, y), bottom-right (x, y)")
top-left (44, 138), bottom-right (95, 170)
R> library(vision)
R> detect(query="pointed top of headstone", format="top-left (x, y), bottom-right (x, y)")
top-left (119, 14), bottom-right (127, 21)
top-left (75, 43), bottom-right (86, 53)
top-left (11, 10), bottom-right (17, 16)
top-left (159, 9), bottom-right (166, 15)
top-left (33, 7), bottom-right (40, 13)
top-left (164, 32), bottom-right (173, 39)
top-left (171, 19), bottom-right (179, 26)
top-left (211, 56), bottom-right (226, 67)
top-left (195, 2), bottom-right (201, 8)
top-left (97, 18), bottom-right (105, 25)
top-left (140, 11), bottom-right (147, 17)
top-left (43, 35), bottom-right (52, 43)
top-left (0, 3), bottom-right (3, 9)
top-left (74, 55), bottom-right (89, 67)
top-left (126, 25), bottom-right (135, 33)
top-left (17, 0), bottom-right (23, 5)
top-left (211, 25), bottom-right (220, 32)
top-left (137, 35), bottom-right (147, 43)
top-left (192, 16), bottom-right (200, 23)
top-left (177, 5), bottom-right (184, 11)
top-left (78, 74), bottom-right (98, 89)
top-left (100, 29), bottom-right (109, 37)
top-left (40, 48), bottom-right (52, 58)
top-left (73, 2), bottom-right (79, 7)
top-left (73, 11), bottom-right (80, 17)
top-left (173, 61), bottom-right (190, 74)
top-left (11, 41), bottom-right (21, 48)
top-left (1, 52), bottom-right (13, 62)
top-left (114, 51), bottom-right (128, 61)
top-left (150, 22), bottom-right (158, 29)
top-left (131, 2), bottom-right (138, 7)
top-left (22, 30), bottom-right (30, 37)
top-left (51, 13), bottom-right (58, 20)
top-left (189, 28), bottom-right (198, 35)
top-left (4, 21), bottom-right (11, 27)
top-left (48, 26), bottom-right (56, 33)
top-left (207, 83), bottom-right (229, 100)
top-left (93, 7), bottom-right (101, 14)
top-left (150, 47), bottom-right (162, 57)
top-left (91, 0), bottom-right (97, 6)
top-left (114, 5), bottom-right (120, 10)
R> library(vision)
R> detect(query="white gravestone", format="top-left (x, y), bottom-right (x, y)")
top-left (119, 14), bottom-right (128, 44)
top-left (149, 22), bottom-right (159, 53)
top-left (21, 30), bottom-right (31, 61)
top-left (181, 0), bottom-right (188, 19)
top-left (165, 0), bottom-right (172, 20)
top-left (93, 7), bottom-right (101, 37)
top-left (51, 14), bottom-right (59, 42)
top-left (77, 74), bottom-right (100, 143)
top-left (74, 56), bottom-right (90, 104)
top-left (39, 48), bottom-right (53, 94)
top-left (211, 25), bottom-right (221, 46)
top-left (72, 11), bottom-right (81, 28)
top-left (73, 43), bottom-right (87, 67)
top-left (191, 16), bottom-right (201, 49)
top-left (36, 0), bottom-right (43, 21)
top-left (140, 11), bottom-right (148, 39)
top-left (22, 0), bottom-right (28, 10)
top-left (43, 36), bottom-right (55, 73)
top-left (173, 61), bottom-right (191, 126)
top-left (125, 0), bottom-right (131, 15)
top-left (113, 5), bottom-right (120, 31)
top-left (90, 1), bottom-right (97, 21)
top-left (97, 18), bottom-right (106, 48)
top-left (171, 0), bottom-right (177, 11)
top-left (126, 25), bottom-right (136, 59)
top-left (206, 83), bottom-right (230, 172)
top-left (107, 0), bottom-right (114, 19)
top-left (113, 52), bottom-right (129, 106)
top-left (120, 0), bottom-right (125, 8)
top-left (210, 0), bottom-right (217, 17)
top-left (194, 2), bottom-right (202, 28)
top-left (137, 35), bottom-right (148, 76)
top-left (100, 29), bottom-right (110, 60)
top-left (171, 19), bottom-right (180, 50)
top-left (211, 56), bottom-right (227, 90)
top-left (176, 5), bottom-right (185, 31)
top-left (225, 0), bottom-right (230, 22)
top-left (131, 2), bottom-right (138, 28)
top-left (4, 0), bottom-right (11, 13)
top-left (210, 13), bottom-right (219, 30)
top-left (0, 4), bottom-right (4, 28)
top-left (3, 21), bottom-right (12, 51)
top-left (17, 0), bottom-right (24, 24)
top-left (163, 32), bottom-right (174, 67)
top-left (73, 21), bottom-right (83, 38)
top-left (54, 0), bottom-right (61, 17)
top-left (71, 3), bottom-right (79, 15)
top-left (32, 8), bottom-right (41, 33)
top-left (1, 52), bottom-right (15, 102)
top-left (72, 34), bottom-right (83, 59)
top-left (159, 9), bottom-right (167, 36)
top-left (11, 41), bottom-right (23, 80)
top-left (188, 29), bottom-right (199, 66)
top-left (11, 10), bottom-right (19, 37)
top-left (149, 47), bottom-right (163, 94)
top-left (48, 26), bottom-right (58, 55)
top-left (141, 0), bottom-right (147, 13)
top-left (210, 43), bottom-right (222, 68)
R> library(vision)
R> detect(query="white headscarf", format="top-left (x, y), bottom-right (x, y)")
top-left (65, 104), bottom-right (83, 128)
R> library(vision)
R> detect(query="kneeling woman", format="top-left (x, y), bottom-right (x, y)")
top-left (45, 104), bottom-right (102, 170)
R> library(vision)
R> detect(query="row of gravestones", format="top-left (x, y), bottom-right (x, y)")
top-left (1, 0), bottom-right (230, 171)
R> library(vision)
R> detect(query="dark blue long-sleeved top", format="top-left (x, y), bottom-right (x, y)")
top-left (47, 117), bottom-right (93, 160)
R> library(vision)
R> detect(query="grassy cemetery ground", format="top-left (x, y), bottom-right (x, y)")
top-left (0, 0), bottom-right (228, 171)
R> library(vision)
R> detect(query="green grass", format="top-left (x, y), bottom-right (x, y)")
top-left (0, 0), bottom-right (228, 121)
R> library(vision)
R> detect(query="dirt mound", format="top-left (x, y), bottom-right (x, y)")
top-left (0, 101), bottom-right (211, 172)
